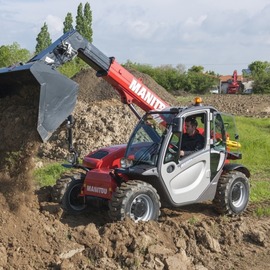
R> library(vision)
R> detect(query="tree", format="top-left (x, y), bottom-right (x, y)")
top-left (252, 72), bottom-right (270, 94)
top-left (63, 12), bottom-right (73, 33)
top-left (76, 3), bottom-right (84, 36)
top-left (248, 61), bottom-right (270, 94)
top-left (248, 61), bottom-right (270, 77)
top-left (184, 70), bottom-right (217, 94)
top-left (188, 65), bottom-right (204, 73)
top-left (35, 22), bottom-right (52, 54)
top-left (206, 70), bottom-right (219, 77)
top-left (176, 64), bottom-right (186, 74)
top-left (0, 43), bottom-right (31, 68)
top-left (76, 2), bottom-right (93, 42)
top-left (82, 2), bottom-right (93, 42)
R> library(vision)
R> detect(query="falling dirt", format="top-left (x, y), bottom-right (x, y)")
top-left (0, 67), bottom-right (269, 269)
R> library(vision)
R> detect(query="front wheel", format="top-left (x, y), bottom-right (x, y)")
top-left (62, 178), bottom-right (87, 214)
top-left (109, 180), bottom-right (161, 222)
top-left (213, 171), bottom-right (249, 215)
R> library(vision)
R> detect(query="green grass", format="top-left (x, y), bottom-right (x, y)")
top-left (235, 116), bottom-right (270, 209)
top-left (34, 162), bottom-right (68, 187)
top-left (250, 181), bottom-right (270, 202)
top-left (254, 206), bottom-right (270, 218)
top-left (237, 116), bottom-right (270, 179)
top-left (188, 216), bottom-right (200, 225)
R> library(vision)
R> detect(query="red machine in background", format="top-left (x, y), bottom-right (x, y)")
top-left (227, 70), bottom-right (240, 94)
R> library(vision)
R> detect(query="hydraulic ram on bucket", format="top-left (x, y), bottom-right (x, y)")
top-left (0, 30), bottom-right (111, 142)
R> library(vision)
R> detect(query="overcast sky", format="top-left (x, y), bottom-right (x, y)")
top-left (1, 0), bottom-right (270, 75)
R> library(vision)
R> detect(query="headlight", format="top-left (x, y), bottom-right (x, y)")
top-left (120, 158), bottom-right (133, 168)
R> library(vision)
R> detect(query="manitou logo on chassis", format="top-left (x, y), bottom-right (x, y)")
top-left (129, 79), bottom-right (166, 110)
top-left (86, 185), bottom-right (108, 194)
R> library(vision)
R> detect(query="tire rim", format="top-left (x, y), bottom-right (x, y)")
top-left (69, 184), bottom-right (85, 211)
top-left (231, 181), bottom-right (246, 208)
top-left (130, 194), bottom-right (154, 221)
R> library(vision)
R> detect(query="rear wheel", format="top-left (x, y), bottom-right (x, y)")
top-left (51, 173), bottom-right (85, 203)
top-left (109, 180), bottom-right (160, 222)
top-left (51, 175), bottom-right (73, 203)
top-left (62, 177), bottom-right (87, 214)
top-left (214, 171), bottom-right (249, 215)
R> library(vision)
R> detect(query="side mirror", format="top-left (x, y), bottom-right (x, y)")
top-left (172, 117), bottom-right (182, 133)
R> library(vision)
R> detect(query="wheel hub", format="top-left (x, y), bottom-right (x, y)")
top-left (130, 194), bottom-right (153, 221)
top-left (132, 199), bottom-right (147, 217)
top-left (231, 182), bottom-right (244, 207)
top-left (232, 186), bottom-right (241, 201)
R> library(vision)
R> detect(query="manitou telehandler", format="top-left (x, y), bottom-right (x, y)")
top-left (0, 30), bottom-right (250, 222)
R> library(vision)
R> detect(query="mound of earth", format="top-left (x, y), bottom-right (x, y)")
top-left (0, 67), bottom-right (269, 269)
top-left (196, 94), bottom-right (270, 118)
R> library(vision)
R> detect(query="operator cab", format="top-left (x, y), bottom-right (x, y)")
top-left (119, 99), bottom-right (242, 207)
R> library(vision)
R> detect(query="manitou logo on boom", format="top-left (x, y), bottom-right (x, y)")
top-left (129, 79), bottom-right (166, 110)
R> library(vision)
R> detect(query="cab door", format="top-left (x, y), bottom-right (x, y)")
top-left (209, 112), bottom-right (227, 180)
top-left (159, 110), bottom-right (212, 205)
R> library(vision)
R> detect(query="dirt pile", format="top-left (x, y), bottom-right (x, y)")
top-left (0, 67), bottom-right (270, 269)
top-left (201, 94), bottom-right (270, 118)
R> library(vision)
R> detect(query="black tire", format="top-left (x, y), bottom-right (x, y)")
top-left (109, 180), bottom-right (161, 222)
top-left (51, 173), bottom-right (85, 203)
top-left (62, 177), bottom-right (87, 215)
top-left (214, 171), bottom-right (249, 215)
top-left (51, 175), bottom-right (73, 203)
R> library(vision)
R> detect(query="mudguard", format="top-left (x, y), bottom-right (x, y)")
top-left (223, 163), bottom-right (251, 178)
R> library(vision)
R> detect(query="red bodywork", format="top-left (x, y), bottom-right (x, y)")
top-left (81, 144), bottom-right (127, 199)
top-left (227, 70), bottom-right (240, 94)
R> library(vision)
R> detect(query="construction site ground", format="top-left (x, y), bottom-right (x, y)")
top-left (0, 68), bottom-right (270, 269)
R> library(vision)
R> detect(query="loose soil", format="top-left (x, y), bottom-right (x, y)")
top-left (0, 68), bottom-right (269, 270)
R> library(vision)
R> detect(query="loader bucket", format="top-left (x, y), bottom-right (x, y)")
top-left (0, 61), bottom-right (79, 142)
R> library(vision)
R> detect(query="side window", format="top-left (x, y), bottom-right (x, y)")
top-left (164, 113), bottom-right (206, 163)
top-left (179, 114), bottom-right (206, 158)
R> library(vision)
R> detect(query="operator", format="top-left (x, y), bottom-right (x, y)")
top-left (180, 118), bottom-right (204, 157)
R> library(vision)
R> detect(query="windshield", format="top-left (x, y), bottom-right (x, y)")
top-left (124, 112), bottom-right (176, 166)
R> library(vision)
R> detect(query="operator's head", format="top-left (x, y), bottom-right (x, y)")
top-left (185, 117), bottom-right (198, 136)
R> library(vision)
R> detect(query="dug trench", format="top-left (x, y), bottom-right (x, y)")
top-left (0, 68), bottom-right (269, 269)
